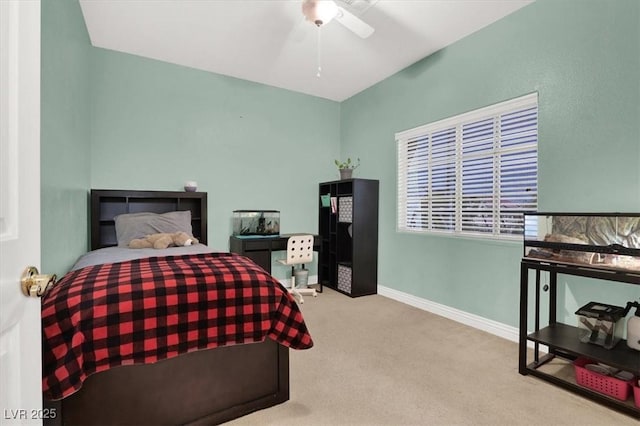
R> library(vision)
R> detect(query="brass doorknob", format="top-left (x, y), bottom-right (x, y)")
top-left (21, 266), bottom-right (56, 297)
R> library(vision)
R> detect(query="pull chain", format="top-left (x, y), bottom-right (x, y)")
top-left (316, 26), bottom-right (322, 78)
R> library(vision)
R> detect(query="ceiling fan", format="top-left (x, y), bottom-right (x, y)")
top-left (301, 0), bottom-right (375, 39)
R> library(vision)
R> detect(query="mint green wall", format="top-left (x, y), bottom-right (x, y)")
top-left (42, 0), bottom-right (639, 328)
top-left (88, 49), bottom-right (340, 278)
top-left (340, 0), bottom-right (640, 327)
top-left (41, 0), bottom-right (91, 275)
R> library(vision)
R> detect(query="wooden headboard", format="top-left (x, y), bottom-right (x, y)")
top-left (90, 189), bottom-right (208, 250)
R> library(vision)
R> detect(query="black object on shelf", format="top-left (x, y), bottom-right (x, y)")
top-left (318, 178), bottom-right (379, 297)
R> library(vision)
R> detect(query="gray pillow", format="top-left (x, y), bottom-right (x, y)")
top-left (114, 211), bottom-right (193, 247)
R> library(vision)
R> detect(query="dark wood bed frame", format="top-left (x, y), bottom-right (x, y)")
top-left (45, 189), bottom-right (290, 426)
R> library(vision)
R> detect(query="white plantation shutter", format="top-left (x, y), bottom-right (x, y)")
top-left (397, 93), bottom-right (538, 239)
top-left (461, 117), bottom-right (494, 234)
top-left (431, 128), bottom-right (456, 231)
top-left (402, 135), bottom-right (429, 230)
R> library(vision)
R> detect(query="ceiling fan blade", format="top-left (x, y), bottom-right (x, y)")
top-left (335, 6), bottom-right (374, 38)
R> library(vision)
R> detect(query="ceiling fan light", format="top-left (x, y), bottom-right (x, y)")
top-left (302, 0), bottom-right (339, 27)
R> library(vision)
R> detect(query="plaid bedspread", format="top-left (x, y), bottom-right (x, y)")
top-left (41, 252), bottom-right (313, 400)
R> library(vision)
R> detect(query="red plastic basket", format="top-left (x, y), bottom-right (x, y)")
top-left (634, 382), bottom-right (640, 408)
top-left (573, 358), bottom-right (633, 401)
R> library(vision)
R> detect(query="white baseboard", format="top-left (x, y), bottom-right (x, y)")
top-left (377, 285), bottom-right (521, 344)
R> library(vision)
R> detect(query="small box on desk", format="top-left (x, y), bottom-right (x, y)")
top-left (575, 301), bottom-right (626, 349)
top-left (232, 210), bottom-right (280, 236)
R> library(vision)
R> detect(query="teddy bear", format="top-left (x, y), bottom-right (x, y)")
top-left (129, 232), bottom-right (199, 249)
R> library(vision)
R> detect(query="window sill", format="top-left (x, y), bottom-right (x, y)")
top-left (396, 229), bottom-right (522, 247)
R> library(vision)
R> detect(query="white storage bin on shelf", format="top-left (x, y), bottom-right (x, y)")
top-left (338, 197), bottom-right (353, 223)
top-left (337, 265), bottom-right (352, 294)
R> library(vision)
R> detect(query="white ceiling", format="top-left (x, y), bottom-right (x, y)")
top-left (79, 0), bottom-right (534, 102)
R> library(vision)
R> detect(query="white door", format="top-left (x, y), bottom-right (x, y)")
top-left (0, 1), bottom-right (42, 425)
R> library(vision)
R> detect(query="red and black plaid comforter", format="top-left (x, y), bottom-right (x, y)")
top-left (41, 252), bottom-right (313, 400)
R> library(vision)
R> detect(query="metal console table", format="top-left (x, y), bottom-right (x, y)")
top-left (519, 258), bottom-right (640, 418)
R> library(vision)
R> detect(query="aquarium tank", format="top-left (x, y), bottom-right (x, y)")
top-left (232, 210), bottom-right (280, 236)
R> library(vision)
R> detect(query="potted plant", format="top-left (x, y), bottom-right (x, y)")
top-left (335, 158), bottom-right (360, 180)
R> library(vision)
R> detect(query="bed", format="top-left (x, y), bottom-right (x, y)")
top-left (43, 189), bottom-right (313, 426)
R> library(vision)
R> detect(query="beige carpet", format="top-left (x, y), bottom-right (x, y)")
top-left (228, 287), bottom-right (638, 425)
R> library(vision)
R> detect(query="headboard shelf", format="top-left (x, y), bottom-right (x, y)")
top-left (90, 189), bottom-right (208, 250)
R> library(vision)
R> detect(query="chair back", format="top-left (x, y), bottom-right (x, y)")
top-left (285, 234), bottom-right (314, 266)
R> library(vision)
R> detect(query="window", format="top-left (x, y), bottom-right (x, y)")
top-left (396, 93), bottom-right (538, 240)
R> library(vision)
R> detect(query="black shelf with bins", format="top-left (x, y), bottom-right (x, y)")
top-left (318, 179), bottom-right (378, 297)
